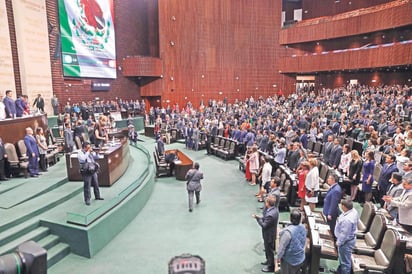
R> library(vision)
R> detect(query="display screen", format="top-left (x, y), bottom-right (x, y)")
top-left (58, 0), bottom-right (117, 79)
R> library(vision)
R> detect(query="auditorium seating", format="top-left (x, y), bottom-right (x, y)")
top-left (357, 202), bottom-right (376, 235)
top-left (352, 229), bottom-right (406, 274)
top-left (4, 143), bottom-right (28, 178)
top-left (210, 136), bottom-right (238, 160)
top-left (153, 151), bottom-right (170, 177)
top-left (354, 214), bottom-right (387, 254)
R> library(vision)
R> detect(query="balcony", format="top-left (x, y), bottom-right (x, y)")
top-left (280, 0), bottom-right (412, 45)
top-left (278, 41), bottom-right (412, 73)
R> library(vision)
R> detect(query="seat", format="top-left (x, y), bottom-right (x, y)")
top-left (16, 140), bottom-right (29, 162)
top-left (357, 202), bottom-right (376, 235)
top-left (219, 141), bottom-right (236, 160)
top-left (312, 142), bottom-right (323, 157)
top-left (4, 143), bottom-right (28, 178)
top-left (170, 129), bottom-right (178, 143)
top-left (74, 136), bottom-right (82, 150)
top-left (278, 172), bottom-right (291, 210)
top-left (354, 214), bottom-right (387, 255)
top-left (318, 162), bottom-right (331, 201)
top-left (307, 140), bottom-right (315, 152)
top-left (210, 136), bottom-right (220, 154)
top-left (345, 137), bottom-right (354, 151)
top-left (217, 139), bottom-right (230, 159)
top-left (352, 229), bottom-right (406, 274)
top-left (153, 152), bottom-right (170, 177)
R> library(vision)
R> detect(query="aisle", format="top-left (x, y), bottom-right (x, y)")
top-left (50, 140), bottom-right (272, 273)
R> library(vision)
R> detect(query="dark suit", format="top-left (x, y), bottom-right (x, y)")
top-left (378, 163), bottom-right (398, 206)
top-left (64, 128), bottom-right (75, 152)
top-left (24, 134), bottom-right (39, 176)
top-left (328, 144), bottom-right (343, 168)
top-left (287, 150), bottom-right (300, 171)
top-left (3, 96), bottom-right (16, 118)
top-left (322, 141), bottom-right (333, 164)
top-left (256, 206), bottom-right (279, 269)
top-left (323, 183), bottom-right (342, 235)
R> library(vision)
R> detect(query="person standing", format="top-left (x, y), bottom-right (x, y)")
top-left (186, 162), bottom-right (204, 212)
top-left (35, 127), bottom-right (48, 172)
top-left (24, 127), bottom-right (40, 177)
top-left (78, 142), bottom-right (104, 206)
top-left (361, 150), bottom-right (375, 202)
top-left (15, 95), bottom-right (25, 118)
top-left (33, 94), bottom-right (45, 113)
top-left (347, 150), bottom-right (362, 201)
top-left (3, 90), bottom-right (16, 119)
top-left (64, 122), bottom-right (75, 153)
top-left (383, 172), bottom-right (404, 219)
top-left (0, 137), bottom-right (8, 181)
top-left (377, 154), bottom-right (398, 206)
top-left (334, 198), bottom-right (359, 274)
top-left (277, 209), bottom-right (306, 274)
top-left (305, 158), bottom-right (320, 211)
top-left (253, 195), bottom-right (279, 273)
top-left (323, 175), bottom-right (342, 236)
top-left (51, 94), bottom-right (59, 115)
top-left (128, 125), bottom-right (139, 145)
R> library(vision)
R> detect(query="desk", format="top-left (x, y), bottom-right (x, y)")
top-left (166, 149), bottom-right (193, 180)
top-left (0, 114), bottom-right (48, 144)
top-left (304, 206), bottom-right (338, 274)
top-left (66, 137), bottom-right (130, 186)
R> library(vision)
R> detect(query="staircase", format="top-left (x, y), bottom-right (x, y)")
top-left (0, 175), bottom-right (83, 268)
top-left (0, 221), bottom-right (70, 267)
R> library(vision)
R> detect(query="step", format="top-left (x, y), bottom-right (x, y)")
top-left (0, 182), bottom-right (83, 231)
top-left (0, 219), bottom-right (39, 247)
top-left (0, 226), bottom-right (50, 255)
top-left (37, 234), bottom-right (60, 250)
top-left (47, 242), bottom-right (70, 268)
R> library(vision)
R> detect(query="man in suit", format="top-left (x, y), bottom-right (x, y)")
top-left (15, 95), bottom-right (25, 117)
top-left (64, 122), bottom-right (75, 153)
top-left (328, 137), bottom-right (343, 169)
top-left (322, 134), bottom-right (334, 165)
top-left (0, 137), bottom-right (8, 181)
top-left (383, 177), bottom-right (412, 232)
top-left (3, 90), bottom-right (16, 119)
top-left (253, 195), bottom-right (279, 273)
top-left (192, 124), bottom-right (200, 151)
top-left (378, 154), bottom-right (398, 206)
top-left (402, 161), bottom-right (412, 179)
top-left (24, 127), bottom-right (40, 177)
top-left (287, 142), bottom-right (301, 171)
top-left (383, 172), bottom-right (404, 219)
top-left (33, 94), bottom-right (45, 113)
top-left (186, 162), bottom-right (204, 212)
top-left (323, 175), bottom-right (342, 237)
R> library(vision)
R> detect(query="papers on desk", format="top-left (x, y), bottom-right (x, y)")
top-left (174, 160), bottom-right (182, 164)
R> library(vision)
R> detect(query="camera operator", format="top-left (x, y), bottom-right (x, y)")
top-left (78, 142), bottom-right (104, 206)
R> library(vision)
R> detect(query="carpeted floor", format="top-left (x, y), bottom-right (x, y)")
top-left (49, 136), bottom-right (340, 274)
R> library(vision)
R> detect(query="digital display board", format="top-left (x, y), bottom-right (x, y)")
top-left (58, 0), bottom-right (116, 79)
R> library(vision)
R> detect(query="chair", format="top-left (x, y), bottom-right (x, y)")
top-left (170, 129), bottom-right (178, 143)
top-left (4, 143), bottom-right (28, 178)
top-left (217, 139), bottom-right (230, 159)
top-left (74, 136), bottom-right (82, 150)
top-left (312, 142), bottom-right (323, 157)
top-left (16, 140), bottom-right (29, 161)
top-left (219, 141), bottom-right (236, 160)
top-left (354, 214), bottom-right (387, 254)
top-left (153, 152), bottom-right (170, 177)
top-left (307, 140), bottom-right (315, 152)
top-left (345, 137), bottom-right (354, 151)
top-left (352, 229), bottom-right (406, 274)
top-left (357, 202), bottom-right (376, 234)
top-left (318, 162), bottom-right (331, 200)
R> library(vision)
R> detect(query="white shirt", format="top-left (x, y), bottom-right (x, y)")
top-left (262, 162), bottom-right (272, 184)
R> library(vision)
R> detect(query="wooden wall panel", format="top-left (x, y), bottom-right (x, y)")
top-left (122, 56), bottom-right (163, 77)
top-left (280, 1), bottom-right (412, 45)
top-left (279, 43), bottom-right (412, 73)
top-left (301, 0), bottom-right (392, 19)
top-left (140, 0), bottom-right (295, 108)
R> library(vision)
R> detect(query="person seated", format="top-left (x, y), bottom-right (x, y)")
top-left (164, 151), bottom-right (178, 176)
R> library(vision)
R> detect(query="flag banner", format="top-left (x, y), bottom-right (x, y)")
top-left (58, 0), bottom-right (116, 79)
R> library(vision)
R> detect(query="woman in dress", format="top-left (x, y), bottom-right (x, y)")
top-left (348, 150), bottom-right (363, 201)
top-left (296, 161), bottom-right (310, 210)
top-left (244, 148), bottom-right (252, 182)
top-left (247, 146), bottom-right (260, 186)
top-left (361, 150), bottom-right (375, 202)
top-left (305, 158), bottom-right (319, 211)
top-left (35, 127), bottom-right (48, 172)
